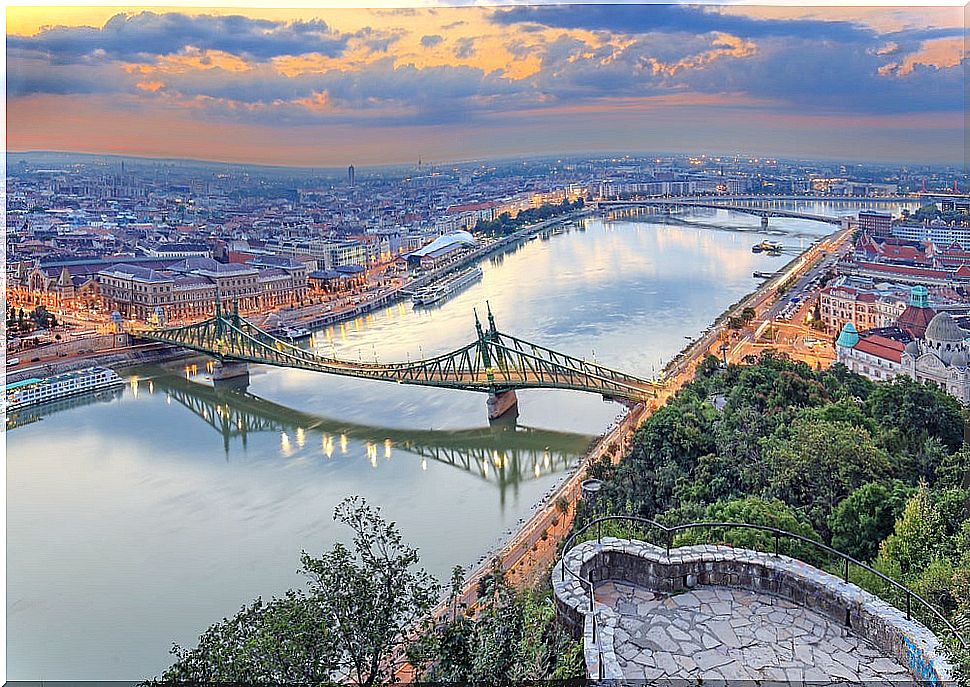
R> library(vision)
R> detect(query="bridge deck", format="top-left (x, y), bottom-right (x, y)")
top-left (140, 305), bottom-right (661, 402)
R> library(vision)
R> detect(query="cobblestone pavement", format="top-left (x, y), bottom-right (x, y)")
top-left (597, 581), bottom-right (914, 684)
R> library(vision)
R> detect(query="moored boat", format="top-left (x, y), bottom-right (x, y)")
top-left (6, 366), bottom-right (125, 411)
top-left (412, 266), bottom-right (483, 307)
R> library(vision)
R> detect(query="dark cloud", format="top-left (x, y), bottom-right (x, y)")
top-left (421, 34), bottom-right (444, 48)
top-left (353, 27), bottom-right (403, 53)
top-left (454, 37), bottom-right (476, 59)
top-left (491, 5), bottom-right (875, 43)
top-left (6, 11), bottom-right (350, 63)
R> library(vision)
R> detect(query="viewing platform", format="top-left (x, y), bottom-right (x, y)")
top-left (555, 528), bottom-right (959, 684)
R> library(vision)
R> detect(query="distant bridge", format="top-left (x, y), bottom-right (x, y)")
top-left (140, 302), bottom-right (661, 419)
top-left (597, 199), bottom-right (843, 225)
top-left (601, 194), bottom-right (919, 205)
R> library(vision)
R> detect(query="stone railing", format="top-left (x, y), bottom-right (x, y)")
top-left (553, 537), bottom-right (955, 684)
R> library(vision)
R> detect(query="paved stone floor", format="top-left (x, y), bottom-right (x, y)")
top-left (597, 581), bottom-right (914, 684)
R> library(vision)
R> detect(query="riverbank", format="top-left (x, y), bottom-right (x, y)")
top-left (283, 209), bottom-right (596, 331)
top-left (4, 343), bottom-right (193, 384)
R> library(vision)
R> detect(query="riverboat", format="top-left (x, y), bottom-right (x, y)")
top-left (281, 326), bottom-right (312, 342)
top-left (5, 366), bottom-right (125, 411)
top-left (752, 240), bottom-right (783, 253)
top-left (412, 266), bottom-right (483, 306)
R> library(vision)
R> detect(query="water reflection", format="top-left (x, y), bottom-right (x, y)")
top-left (153, 368), bottom-right (592, 494)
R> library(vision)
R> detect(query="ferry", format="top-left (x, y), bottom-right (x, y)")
top-left (281, 326), bottom-right (312, 342)
top-left (412, 266), bottom-right (483, 306)
top-left (752, 240), bottom-right (783, 254)
top-left (5, 366), bottom-right (125, 411)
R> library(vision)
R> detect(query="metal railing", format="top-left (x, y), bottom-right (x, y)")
top-left (558, 515), bottom-right (969, 679)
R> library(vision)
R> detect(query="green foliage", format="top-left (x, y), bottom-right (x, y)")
top-left (672, 497), bottom-right (822, 563)
top-left (409, 564), bottom-right (583, 682)
top-left (761, 417), bottom-right (891, 535)
top-left (876, 484), bottom-right (947, 578)
top-left (157, 497), bottom-right (438, 686)
top-left (474, 198), bottom-right (584, 236)
top-left (829, 481), bottom-right (913, 562)
top-left (159, 591), bottom-right (340, 684)
top-left (867, 376), bottom-right (965, 453)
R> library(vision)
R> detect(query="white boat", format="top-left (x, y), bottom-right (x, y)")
top-left (281, 326), bottom-right (312, 342)
top-left (413, 266), bottom-right (483, 307)
top-left (6, 366), bottom-right (125, 411)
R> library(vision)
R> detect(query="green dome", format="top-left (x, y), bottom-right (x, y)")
top-left (836, 322), bottom-right (860, 348)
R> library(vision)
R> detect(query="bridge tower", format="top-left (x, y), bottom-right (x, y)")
top-left (478, 306), bottom-right (518, 421)
top-left (212, 299), bottom-right (250, 390)
top-left (761, 213), bottom-right (769, 229)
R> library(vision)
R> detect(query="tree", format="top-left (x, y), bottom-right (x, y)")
top-left (673, 497), bottom-right (822, 563)
top-left (159, 497), bottom-right (439, 686)
top-left (410, 563), bottom-right (582, 682)
top-left (876, 483), bottom-right (947, 578)
top-left (868, 376), bottom-right (965, 453)
top-left (935, 445), bottom-right (970, 490)
top-left (762, 417), bottom-right (891, 534)
top-left (740, 307), bottom-right (756, 323)
top-left (159, 590), bottom-right (340, 684)
top-left (829, 481), bottom-right (913, 562)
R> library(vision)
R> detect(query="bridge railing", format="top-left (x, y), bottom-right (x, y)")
top-left (559, 515), bottom-right (968, 679)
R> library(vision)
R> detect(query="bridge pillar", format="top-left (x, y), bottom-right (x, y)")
top-left (487, 389), bottom-right (518, 421)
top-left (212, 360), bottom-right (250, 391)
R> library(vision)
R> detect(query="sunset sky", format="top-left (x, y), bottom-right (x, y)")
top-left (7, 4), bottom-right (967, 166)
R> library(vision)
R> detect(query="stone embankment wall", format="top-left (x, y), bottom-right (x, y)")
top-left (553, 538), bottom-right (954, 684)
top-left (6, 344), bottom-right (193, 383)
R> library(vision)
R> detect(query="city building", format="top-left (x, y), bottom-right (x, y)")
top-left (835, 322), bottom-right (908, 382)
top-left (818, 277), bottom-right (909, 333)
top-left (857, 210), bottom-right (893, 238)
top-left (404, 231), bottom-right (478, 269)
top-left (837, 310), bottom-right (970, 403)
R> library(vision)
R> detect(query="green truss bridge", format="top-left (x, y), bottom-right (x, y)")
top-left (139, 302), bottom-right (662, 419)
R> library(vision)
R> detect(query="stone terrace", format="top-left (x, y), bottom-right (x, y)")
top-left (598, 581), bottom-right (913, 683)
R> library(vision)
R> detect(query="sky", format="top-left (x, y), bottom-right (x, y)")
top-left (6, 3), bottom-right (968, 166)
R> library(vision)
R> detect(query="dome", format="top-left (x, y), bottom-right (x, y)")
top-left (951, 350), bottom-right (968, 368)
top-left (904, 340), bottom-right (920, 357)
top-left (835, 322), bottom-right (859, 348)
top-left (924, 312), bottom-right (966, 343)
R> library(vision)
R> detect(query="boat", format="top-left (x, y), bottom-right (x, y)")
top-left (412, 266), bottom-right (483, 307)
top-left (5, 366), bottom-right (125, 411)
top-left (752, 240), bottom-right (783, 253)
top-left (281, 326), bottom-right (312, 342)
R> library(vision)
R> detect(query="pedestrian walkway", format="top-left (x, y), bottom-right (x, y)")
top-left (597, 581), bottom-right (913, 684)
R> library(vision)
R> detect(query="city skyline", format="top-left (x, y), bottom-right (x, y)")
top-left (7, 4), bottom-right (967, 166)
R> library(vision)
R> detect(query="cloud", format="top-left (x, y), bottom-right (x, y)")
top-left (454, 37), bottom-right (476, 59)
top-left (6, 5), bottom-right (964, 135)
top-left (491, 5), bottom-right (875, 43)
top-left (7, 11), bottom-right (350, 63)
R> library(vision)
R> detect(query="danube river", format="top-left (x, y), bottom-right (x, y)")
top-left (8, 209), bottom-right (837, 680)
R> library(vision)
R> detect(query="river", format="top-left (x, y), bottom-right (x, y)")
top-left (7, 209), bottom-right (847, 680)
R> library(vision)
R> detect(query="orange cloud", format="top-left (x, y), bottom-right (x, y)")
top-left (643, 32), bottom-right (757, 77)
top-left (292, 90), bottom-right (332, 113)
top-left (135, 80), bottom-right (165, 92)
